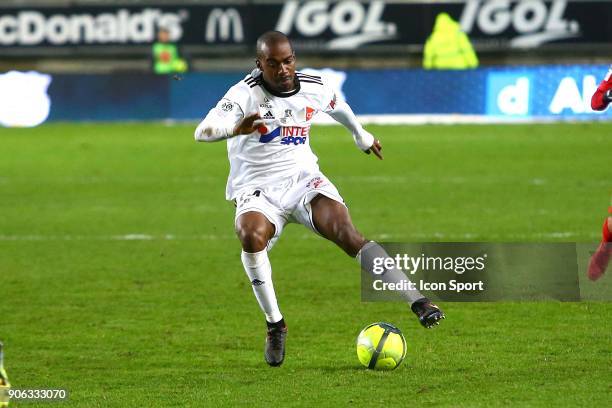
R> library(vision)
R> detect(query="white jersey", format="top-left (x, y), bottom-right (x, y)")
top-left (205, 71), bottom-right (338, 200)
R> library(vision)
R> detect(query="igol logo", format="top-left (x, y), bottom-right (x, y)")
top-left (459, 0), bottom-right (580, 48)
top-left (276, 1), bottom-right (397, 50)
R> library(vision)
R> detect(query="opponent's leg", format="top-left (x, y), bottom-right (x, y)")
top-left (309, 195), bottom-right (444, 328)
top-left (235, 211), bottom-right (287, 366)
top-left (588, 210), bottom-right (612, 281)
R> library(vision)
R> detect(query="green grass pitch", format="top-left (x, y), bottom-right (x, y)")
top-left (1, 123), bottom-right (611, 406)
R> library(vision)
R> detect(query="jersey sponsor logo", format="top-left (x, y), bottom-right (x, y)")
top-left (259, 127), bottom-right (281, 143)
top-left (276, 1), bottom-right (396, 49)
top-left (260, 126), bottom-right (309, 144)
top-left (280, 126), bottom-right (309, 145)
top-left (460, 0), bottom-right (580, 48)
top-left (280, 136), bottom-right (307, 145)
top-left (262, 110), bottom-right (275, 119)
top-left (205, 8), bottom-right (244, 43)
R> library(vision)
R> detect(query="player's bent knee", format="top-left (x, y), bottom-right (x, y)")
top-left (237, 227), bottom-right (270, 252)
top-left (235, 215), bottom-right (274, 252)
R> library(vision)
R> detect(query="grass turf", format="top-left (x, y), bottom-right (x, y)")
top-left (0, 123), bottom-right (611, 407)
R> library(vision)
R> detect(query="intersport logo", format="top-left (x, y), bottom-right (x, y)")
top-left (460, 0), bottom-right (580, 48)
top-left (276, 0), bottom-right (396, 50)
top-left (0, 8), bottom-right (187, 46)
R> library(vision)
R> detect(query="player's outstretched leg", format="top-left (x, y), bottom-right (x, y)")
top-left (236, 211), bottom-right (287, 366)
top-left (357, 241), bottom-right (445, 328)
top-left (588, 214), bottom-right (612, 281)
top-left (309, 195), bottom-right (444, 328)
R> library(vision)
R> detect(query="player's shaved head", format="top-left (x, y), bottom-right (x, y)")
top-left (255, 30), bottom-right (297, 93)
top-left (256, 31), bottom-right (293, 59)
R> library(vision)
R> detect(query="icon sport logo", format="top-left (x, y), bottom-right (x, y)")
top-left (259, 126), bottom-right (310, 145)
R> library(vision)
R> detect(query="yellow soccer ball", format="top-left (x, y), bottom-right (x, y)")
top-left (356, 322), bottom-right (407, 370)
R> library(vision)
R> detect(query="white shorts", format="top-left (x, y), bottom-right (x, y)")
top-left (234, 171), bottom-right (345, 250)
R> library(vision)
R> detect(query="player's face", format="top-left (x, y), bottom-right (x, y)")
top-left (258, 41), bottom-right (296, 92)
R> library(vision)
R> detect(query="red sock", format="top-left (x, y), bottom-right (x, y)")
top-left (603, 217), bottom-right (612, 242)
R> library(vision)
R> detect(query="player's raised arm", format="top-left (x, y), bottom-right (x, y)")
top-left (194, 102), bottom-right (273, 142)
top-left (326, 98), bottom-right (383, 160)
top-left (194, 99), bottom-right (244, 142)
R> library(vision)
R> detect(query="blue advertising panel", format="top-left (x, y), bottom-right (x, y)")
top-left (484, 65), bottom-right (612, 119)
top-left (2, 64), bottom-right (610, 127)
top-left (47, 74), bottom-right (170, 121)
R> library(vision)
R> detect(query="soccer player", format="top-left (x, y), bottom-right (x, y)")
top-left (194, 31), bottom-right (444, 366)
top-left (587, 66), bottom-right (612, 281)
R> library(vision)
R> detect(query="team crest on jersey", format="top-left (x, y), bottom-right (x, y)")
top-left (280, 109), bottom-right (293, 124)
top-left (305, 107), bottom-right (315, 121)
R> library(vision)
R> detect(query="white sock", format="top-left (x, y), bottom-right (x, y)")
top-left (241, 249), bottom-right (283, 323)
top-left (356, 241), bottom-right (424, 304)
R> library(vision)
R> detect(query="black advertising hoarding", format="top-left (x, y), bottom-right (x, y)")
top-left (267, 0), bottom-right (612, 51)
top-left (0, 0), bottom-right (611, 55)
